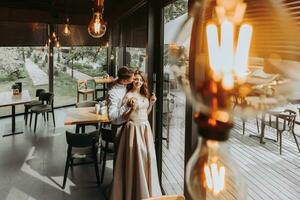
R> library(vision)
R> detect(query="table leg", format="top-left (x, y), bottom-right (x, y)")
top-left (249, 113), bottom-right (276, 144)
top-left (94, 82), bottom-right (98, 100)
top-left (2, 105), bottom-right (23, 137)
top-left (260, 114), bottom-right (265, 144)
top-left (103, 84), bottom-right (106, 97)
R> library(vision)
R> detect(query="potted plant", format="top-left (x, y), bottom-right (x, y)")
top-left (11, 83), bottom-right (19, 95)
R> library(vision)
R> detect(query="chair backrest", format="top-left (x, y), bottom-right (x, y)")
top-left (77, 80), bottom-right (87, 91)
top-left (39, 92), bottom-right (54, 106)
top-left (163, 73), bottom-right (170, 96)
top-left (76, 101), bottom-right (98, 108)
top-left (143, 195), bottom-right (185, 200)
top-left (100, 126), bottom-right (114, 143)
top-left (35, 89), bottom-right (46, 98)
top-left (283, 109), bottom-right (296, 131)
top-left (65, 130), bottom-right (99, 148)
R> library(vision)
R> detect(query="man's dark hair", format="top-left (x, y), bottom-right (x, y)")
top-left (117, 66), bottom-right (134, 80)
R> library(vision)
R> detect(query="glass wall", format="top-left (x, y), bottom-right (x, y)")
top-left (53, 47), bottom-right (108, 106)
top-left (126, 47), bottom-right (147, 71)
top-left (0, 46), bottom-right (108, 117)
top-left (0, 47), bottom-right (49, 116)
top-left (161, 0), bottom-right (188, 195)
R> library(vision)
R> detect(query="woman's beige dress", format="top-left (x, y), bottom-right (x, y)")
top-left (110, 92), bottom-right (162, 200)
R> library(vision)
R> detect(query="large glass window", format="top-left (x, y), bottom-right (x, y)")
top-left (162, 0), bottom-right (188, 195)
top-left (0, 47), bottom-right (49, 116)
top-left (53, 47), bottom-right (108, 106)
top-left (0, 46), bottom-right (108, 117)
top-left (126, 47), bottom-right (147, 71)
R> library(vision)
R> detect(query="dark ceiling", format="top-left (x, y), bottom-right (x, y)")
top-left (0, 0), bottom-right (146, 25)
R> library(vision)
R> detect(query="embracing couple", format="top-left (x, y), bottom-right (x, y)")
top-left (108, 67), bottom-right (162, 200)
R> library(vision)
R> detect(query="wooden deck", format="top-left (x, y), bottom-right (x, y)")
top-left (162, 91), bottom-right (185, 194)
top-left (161, 92), bottom-right (300, 199)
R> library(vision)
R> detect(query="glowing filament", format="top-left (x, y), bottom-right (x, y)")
top-left (94, 20), bottom-right (101, 33)
top-left (234, 24), bottom-right (253, 83)
top-left (206, 21), bottom-right (253, 89)
top-left (63, 24), bottom-right (71, 35)
top-left (207, 24), bottom-right (221, 80)
top-left (204, 163), bottom-right (226, 194)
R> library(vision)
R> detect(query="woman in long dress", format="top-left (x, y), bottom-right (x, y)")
top-left (110, 70), bottom-right (162, 200)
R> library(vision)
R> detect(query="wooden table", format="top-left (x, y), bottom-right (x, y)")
top-left (64, 107), bottom-right (109, 126)
top-left (0, 90), bottom-right (32, 137)
top-left (93, 76), bottom-right (115, 100)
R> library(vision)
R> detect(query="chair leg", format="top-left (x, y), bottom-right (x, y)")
top-left (77, 93), bottom-right (79, 103)
top-left (99, 146), bottom-right (103, 164)
top-left (52, 111), bottom-right (56, 127)
top-left (75, 125), bottom-right (80, 133)
top-left (43, 113), bottom-right (46, 122)
top-left (62, 147), bottom-right (72, 189)
top-left (30, 112), bottom-right (33, 127)
top-left (101, 142), bottom-right (108, 183)
top-left (242, 119), bottom-right (246, 135)
top-left (47, 112), bottom-right (49, 121)
top-left (92, 146), bottom-right (100, 185)
top-left (256, 116), bottom-right (260, 133)
top-left (279, 133), bottom-right (282, 155)
top-left (25, 107), bottom-right (28, 125)
top-left (70, 158), bottom-right (74, 168)
top-left (34, 113), bottom-right (38, 133)
top-left (292, 131), bottom-right (300, 153)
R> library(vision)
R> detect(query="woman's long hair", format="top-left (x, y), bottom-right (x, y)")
top-left (127, 70), bottom-right (149, 98)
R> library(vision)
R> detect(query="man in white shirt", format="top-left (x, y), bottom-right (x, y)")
top-left (108, 67), bottom-right (134, 154)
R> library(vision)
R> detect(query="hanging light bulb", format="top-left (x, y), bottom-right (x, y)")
top-left (171, 0), bottom-right (300, 198)
top-left (88, 0), bottom-right (106, 38)
top-left (52, 31), bottom-right (56, 39)
top-left (45, 42), bottom-right (48, 48)
top-left (185, 113), bottom-right (246, 200)
top-left (56, 38), bottom-right (60, 48)
top-left (62, 17), bottom-right (71, 36)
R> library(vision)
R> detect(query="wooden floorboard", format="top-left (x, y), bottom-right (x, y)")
top-left (161, 92), bottom-right (300, 199)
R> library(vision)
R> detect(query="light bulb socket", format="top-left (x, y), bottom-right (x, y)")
top-left (194, 113), bottom-right (233, 141)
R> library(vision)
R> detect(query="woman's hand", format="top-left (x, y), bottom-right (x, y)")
top-left (127, 97), bottom-right (137, 109)
top-left (149, 93), bottom-right (157, 105)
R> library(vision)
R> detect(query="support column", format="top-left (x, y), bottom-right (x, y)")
top-left (148, 0), bottom-right (164, 182)
top-left (49, 24), bottom-right (54, 93)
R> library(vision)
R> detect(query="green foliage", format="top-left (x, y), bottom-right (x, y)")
top-left (164, 0), bottom-right (188, 23)
top-left (54, 72), bottom-right (77, 96)
top-left (61, 47), bottom-right (107, 67)
top-left (72, 62), bottom-right (103, 77)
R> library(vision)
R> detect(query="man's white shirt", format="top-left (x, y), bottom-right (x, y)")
top-left (108, 83), bottom-right (129, 125)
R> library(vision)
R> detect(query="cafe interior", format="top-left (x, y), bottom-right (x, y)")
top-left (0, 0), bottom-right (300, 199)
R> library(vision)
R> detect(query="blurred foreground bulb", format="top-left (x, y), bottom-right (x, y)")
top-left (170, 0), bottom-right (300, 199)
top-left (88, 0), bottom-right (106, 38)
top-left (186, 138), bottom-right (246, 200)
top-left (171, 0), bottom-right (300, 118)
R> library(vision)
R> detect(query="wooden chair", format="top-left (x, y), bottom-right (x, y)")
top-left (24, 89), bottom-right (45, 125)
top-left (75, 101), bottom-right (99, 133)
top-left (99, 125), bottom-right (115, 183)
top-left (30, 92), bottom-right (55, 133)
top-left (62, 130), bottom-right (100, 189)
top-left (162, 74), bottom-right (175, 149)
top-left (143, 195), bottom-right (185, 200)
top-left (77, 80), bottom-right (95, 103)
top-left (263, 109), bottom-right (300, 154)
